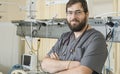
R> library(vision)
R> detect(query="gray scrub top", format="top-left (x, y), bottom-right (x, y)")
top-left (48, 28), bottom-right (108, 74)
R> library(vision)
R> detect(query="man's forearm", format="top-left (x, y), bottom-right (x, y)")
top-left (41, 58), bottom-right (80, 73)
top-left (56, 65), bottom-right (93, 74)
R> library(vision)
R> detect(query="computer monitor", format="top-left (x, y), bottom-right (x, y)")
top-left (22, 54), bottom-right (37, 71)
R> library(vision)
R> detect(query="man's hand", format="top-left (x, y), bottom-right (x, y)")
top-left (41, 53), bottom-right (68, 73)
top-left (50, 53), bottom-right (59, 60)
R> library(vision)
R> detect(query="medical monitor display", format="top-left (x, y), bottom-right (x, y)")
top-left (23, 55), bottom-right (31, 66)
top-left (22, 54), bottom-right (37, 70)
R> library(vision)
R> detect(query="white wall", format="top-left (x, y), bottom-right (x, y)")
top-left (0, 22), bottom-right (24, 74)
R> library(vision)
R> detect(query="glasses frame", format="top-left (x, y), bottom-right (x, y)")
top-left (66, 10), bottom-right (85, 16)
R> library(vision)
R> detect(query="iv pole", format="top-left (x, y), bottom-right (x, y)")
top-left (27, 0), bottom-right (40, 72)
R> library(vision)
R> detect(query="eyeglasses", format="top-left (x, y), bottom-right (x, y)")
top-left (66, 10), bottom-right (84, 16)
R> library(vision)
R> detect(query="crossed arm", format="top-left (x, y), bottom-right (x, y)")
top-left (41, 53), bottom-right (93, 74)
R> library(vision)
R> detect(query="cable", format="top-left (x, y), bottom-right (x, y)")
top-left (20, 23), bottom-right (37, 55)
top-left (37, 39), bottom-right (40, 71)
top-left (106, 27), bottom-right (115, 74)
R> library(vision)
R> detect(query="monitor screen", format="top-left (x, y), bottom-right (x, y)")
top-left (23, 55), bottom-right (31, 66)
top-left (22, 54), bottom-right (37, 70)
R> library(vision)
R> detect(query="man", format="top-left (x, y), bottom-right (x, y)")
top-left (41, 0), bottom-right (108, 74)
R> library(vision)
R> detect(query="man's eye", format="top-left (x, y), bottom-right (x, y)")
top-left (76, 11), bottom-right (81, 14)
top-left (68, 11), bottom-right (72, 14)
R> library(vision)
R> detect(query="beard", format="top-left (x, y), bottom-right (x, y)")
top-left (67, 16), bottom-right (87, 32)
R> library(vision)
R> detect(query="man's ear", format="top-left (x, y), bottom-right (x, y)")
top-left (86, 12), bottom-right (89, 17)
top-left (85, 12), bottom-right (89, 19)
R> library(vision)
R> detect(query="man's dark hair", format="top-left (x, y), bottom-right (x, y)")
top-left (66, 0), bottom-right (88, 13)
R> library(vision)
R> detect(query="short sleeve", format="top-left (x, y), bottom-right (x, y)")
top-left (47, 37), bottom-right (62, 56)
top-left (47, 32), bottom-right (72, 57)
top-left (80, 34), bottom-right (108, 73)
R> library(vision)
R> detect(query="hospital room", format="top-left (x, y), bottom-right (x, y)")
top-left (0, 0), bottom-right (120, 74)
